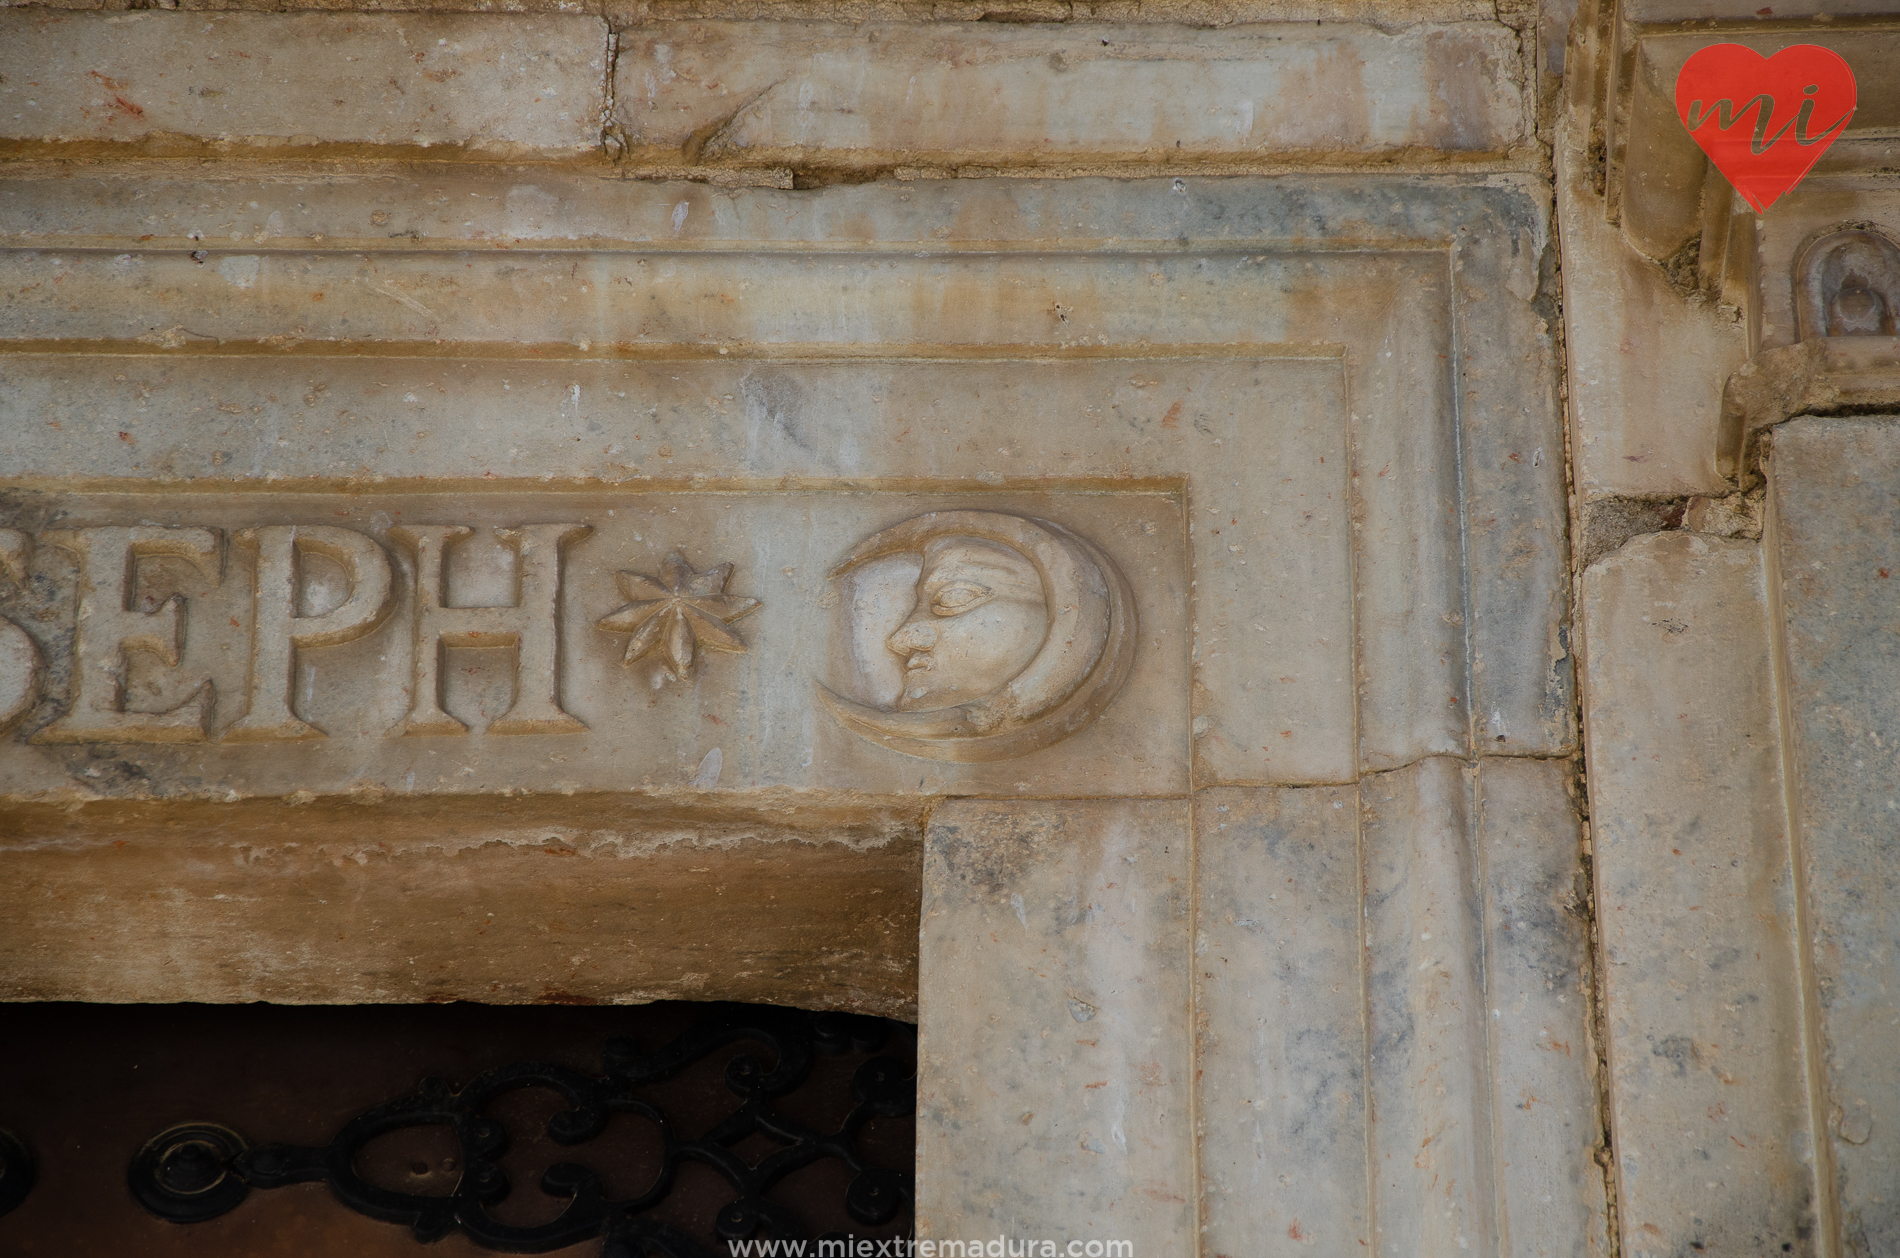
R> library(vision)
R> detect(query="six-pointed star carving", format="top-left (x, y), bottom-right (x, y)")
top-left (596, 553), bottom-right (760, 681)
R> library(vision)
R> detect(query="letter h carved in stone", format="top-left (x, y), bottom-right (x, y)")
top-left (223, 525), bottom-right (394, 742)
top-left (388, 523), bottom-right (589, 736)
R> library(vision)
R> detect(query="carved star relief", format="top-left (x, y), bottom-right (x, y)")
top-left (595, 553), bottom-right (760, 681)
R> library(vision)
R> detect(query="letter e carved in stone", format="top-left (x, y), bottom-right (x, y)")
top-left (34, 526), bottom-right (222, 744)
top-left (224, 525), bottom-right (394, 742)
top-left (388, 523), bottom-right (590, 736)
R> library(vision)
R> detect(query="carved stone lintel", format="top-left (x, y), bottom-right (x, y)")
top-left (0, 529), bottom-right (39, 735)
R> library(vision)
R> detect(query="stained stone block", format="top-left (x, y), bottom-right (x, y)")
top-left (614, 21), bottom-right (1529, 168)
top-left (1195, 783), bottom-right (1368, 1255)
top-left (1767, 417), bottom-right (1900, 1255)
top-left (1580, 531), bottom-right (1818, 1256)
top-left (0, 796), bottom-right (924, 1013)
top-left (1555, 136), bottom-right (1743, 502)
top-left (1475, 757), bottom-right (1607, 1257)
top-left (1195, 765), bottom-right (1603, 1258)
top-left (1360, 756), bottom-right (1496, 1257)
top-left (917, 799), bottom-right (1193, 1252)
top-left (0, 11), bottom-right (609, 156)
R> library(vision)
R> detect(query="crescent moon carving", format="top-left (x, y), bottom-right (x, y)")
top-left (817, 510), bottom-right (1137, 762)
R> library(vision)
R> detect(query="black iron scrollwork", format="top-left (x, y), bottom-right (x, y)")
top-left (0, 1128), bottom-right (35, 1219)
top-left (128, 1005), bottom-right (914, 1256)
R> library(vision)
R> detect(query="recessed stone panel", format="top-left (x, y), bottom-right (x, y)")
top-left (0, 488), bottom-right (1190, 799)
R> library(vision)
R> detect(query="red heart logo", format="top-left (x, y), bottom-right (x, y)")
top-left (1675, 43), bottom-right (1856, 214)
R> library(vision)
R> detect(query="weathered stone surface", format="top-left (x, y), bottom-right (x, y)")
top-left (1195, 766), bottom-right (1603, 1257)
top-left (1767, 417), bottom-right (1900, 1255)
top-left (614, 21), bottom-right (1528, 169)
top-left (0, 795), bottom-right (923, 1014)
top-left (917, 799), bottom-right (1193, 1251)
top-left (1555, 131), bottom-right (1744, 502)
top-left (1456, 199), bottom-right (1575, 760)
top-left (1751, 185), bottom-right (1900, 353)
top-left (1476, 757), bottom-right (1608, 1257)
top-left (0, 143), bottom-right (1585, 1252)
top-left (1360, 755), bottom-right (1496, 1257)
top-left (603, 0), bottom-right (1504, 26)
top-left (1620, 0), bottom-right (1894, 16)
top-left (1194, 783), bottom-right (1368, 1254)
top-left (0, 11), bottom-right (608, 156)
top-left (1581, 530), bottom-right (1819, 1256)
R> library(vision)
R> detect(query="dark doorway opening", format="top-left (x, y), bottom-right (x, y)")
top-left (0, 1001), bottom-right (915, 1256)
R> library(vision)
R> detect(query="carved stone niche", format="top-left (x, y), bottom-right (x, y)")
top-left (1796, 227), bottom-right (1900, 340)
top-left (1720, 222), bottom-right (1900, 480)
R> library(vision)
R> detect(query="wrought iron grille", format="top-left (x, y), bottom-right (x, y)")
top-left (2, 1002), bottom-right (915, 1256)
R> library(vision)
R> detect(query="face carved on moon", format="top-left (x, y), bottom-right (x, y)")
top-left (819, 510), bottom-right (1137, 762)
top-left (887, 537), bottom-right (1047, 712)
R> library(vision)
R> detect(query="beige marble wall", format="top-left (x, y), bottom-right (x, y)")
top-left (0, 5), bottom-right (1623, 1254)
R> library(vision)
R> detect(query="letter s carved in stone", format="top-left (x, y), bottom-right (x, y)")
top-left (0, 529), bottom-right (40, 735)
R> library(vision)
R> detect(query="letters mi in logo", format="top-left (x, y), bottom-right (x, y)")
top-left (1675, 43), bottom-right (1856, 214)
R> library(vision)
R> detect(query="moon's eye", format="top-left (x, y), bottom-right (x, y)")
top-left (931, 582), bottom-right (992, 617)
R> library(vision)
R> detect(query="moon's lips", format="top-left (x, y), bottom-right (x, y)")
top-left (818, 510), bottom-right (1138, 762)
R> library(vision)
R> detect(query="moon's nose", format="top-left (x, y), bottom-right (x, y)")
top-left (888, 617), bottom-right (936, 656)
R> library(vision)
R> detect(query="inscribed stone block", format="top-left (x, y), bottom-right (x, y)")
top-left (0, 489), bottom-right (1189, 800)
top-left (1195, 783), bottom-right (1368, 1256)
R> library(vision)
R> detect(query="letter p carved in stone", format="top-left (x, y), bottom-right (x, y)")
top-left (223, 525), bottom-right (394, 742)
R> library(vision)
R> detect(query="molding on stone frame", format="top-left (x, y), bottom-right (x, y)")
top-left (1718, 223), bottom-right (1900, 483)
top-left (1576, 0), bottom-right (1900, 306)
top-left (1720, 336), bottom-right (1900, 484)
